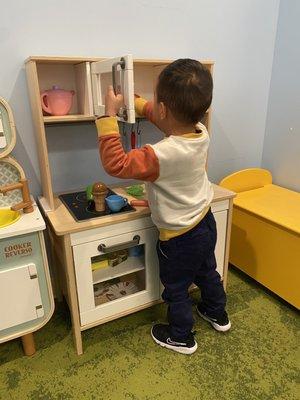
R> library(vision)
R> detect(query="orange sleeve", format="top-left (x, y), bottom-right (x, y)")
top-left (96, 117), bottom-right (159, 182)
top-left (135, 97), bottom-right (154, 123)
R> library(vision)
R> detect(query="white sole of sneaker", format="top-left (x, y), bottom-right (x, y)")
top-left (197, 310), bottom-right (231, 332)
top-left (151, 328), bottom-right (198, 355)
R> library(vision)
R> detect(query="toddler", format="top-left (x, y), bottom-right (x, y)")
top-left (96, 59), bottom-right (231, 355)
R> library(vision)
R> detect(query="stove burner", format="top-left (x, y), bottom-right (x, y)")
top-left (59, 189), bottom-right (135, 222)
top-left (75, 192), bottom-right (88, 203)
top-left (85, 204), bottom-right (100, 215)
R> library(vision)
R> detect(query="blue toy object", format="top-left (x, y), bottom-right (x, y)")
top-left (105, 195), bottom-right (128, 213)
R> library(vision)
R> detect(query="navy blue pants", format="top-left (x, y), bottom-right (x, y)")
top-left (157, 209), bottom-right (226, 340)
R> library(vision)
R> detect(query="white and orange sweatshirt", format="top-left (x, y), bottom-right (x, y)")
top-left (96, 98), bottom-right (214, 241)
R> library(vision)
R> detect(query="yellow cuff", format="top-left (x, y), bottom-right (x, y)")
top-left (96, 116), bottom-right (120, 137)
top-left (135, 97), bottom-right (148, 117)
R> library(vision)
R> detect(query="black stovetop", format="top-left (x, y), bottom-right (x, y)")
top-left (59, 189), bottom-right (135, 222)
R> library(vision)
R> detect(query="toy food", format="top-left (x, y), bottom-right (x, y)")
top-left (93, 280), bottom-right (138, 304)
top-left (92, 182), bottom-right (108, 212)
top-left (128, 245), bottom-right (144, 257)
top-left (86, 184), bottom-right (93, 201)
top-left (130, 200), bottom-right (148, 207)
top-left (125, 184), bottom-right (144, 198)
top-left (105, 281), bottom-right (138, 301)
top-left (91, 259), bottom-right (109, 271)
top-left (107, 252), bottom-right (120, 267)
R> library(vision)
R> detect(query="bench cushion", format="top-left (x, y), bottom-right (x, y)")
top-left (234, 184), bottom-right (300, 235)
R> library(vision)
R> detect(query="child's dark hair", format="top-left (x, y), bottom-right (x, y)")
top-left (156, 59), bottom-right (213, 124)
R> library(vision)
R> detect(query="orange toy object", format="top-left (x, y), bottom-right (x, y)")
top-left (130, 200), bottom-right (149, 207)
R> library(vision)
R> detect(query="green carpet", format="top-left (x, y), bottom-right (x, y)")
top-left (0, 269), bottom-right (299, 400)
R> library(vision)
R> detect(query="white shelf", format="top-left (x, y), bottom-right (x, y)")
top-left (44, 114), bottom-right (95, 124)
top-left (92, 256), bottom-right (145, 285)
top-left (44, 114), bottom-right (147, 124)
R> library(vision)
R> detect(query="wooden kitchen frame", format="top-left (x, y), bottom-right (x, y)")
top-left (25, 55), bottom-right (235, 355)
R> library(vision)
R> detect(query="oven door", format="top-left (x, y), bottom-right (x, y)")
top-left (91, 55), bottom-right (135, 123)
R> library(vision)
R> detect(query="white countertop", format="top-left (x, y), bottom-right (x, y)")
top-left (0, 198), bottom-right (45, 240)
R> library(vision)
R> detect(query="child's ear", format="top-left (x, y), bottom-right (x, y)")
top-left (159, 102), bottom-right (167, 120)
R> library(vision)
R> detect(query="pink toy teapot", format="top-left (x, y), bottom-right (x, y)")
top-left (40, 85), bottom-right (75, 116)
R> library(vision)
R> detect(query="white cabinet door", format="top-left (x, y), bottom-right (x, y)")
top-left (73, 227), bottom-right (159, 326)
top-left (91, 55), bottom-right (135, 123)
top-left (0, 264), bottom-right (44, 331)
top-left (214, 210), bottom-right (228, 277)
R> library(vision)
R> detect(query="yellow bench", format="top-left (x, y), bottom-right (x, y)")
top-left (220, 168), bottom-right (300, 309)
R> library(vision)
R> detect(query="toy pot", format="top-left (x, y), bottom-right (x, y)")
top-left (105, 195), bottom-right (128, 213)
top-left (40, 86), bottom-right (75, 116)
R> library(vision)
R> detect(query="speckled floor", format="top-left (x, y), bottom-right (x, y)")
top-left (0, 268), bottom-right (299, 400)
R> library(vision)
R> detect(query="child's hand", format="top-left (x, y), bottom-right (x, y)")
top-left (105, 85), bottom-right (123, 117)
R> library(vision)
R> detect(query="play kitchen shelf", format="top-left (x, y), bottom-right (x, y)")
top-left (25, 55), bottom-right (235, 355)
top-left (25, 55), bottom-right (214, 211)
top-left (92, 250), bottom-right (145, 285)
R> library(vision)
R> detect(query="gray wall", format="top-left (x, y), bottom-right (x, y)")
top-left (0, 0), bottom-right (279, 195)
top-left (262, 0), bottom-right (300, 191)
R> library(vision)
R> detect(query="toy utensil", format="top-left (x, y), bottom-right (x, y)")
top-left (136, 119), bottom-right (141, 148)
top-left (130, 200), bottom-right (149, 207)
top-left (131, 124), bottom-right (136, 149)
top-left (137, 129), bottom-right (141, 148)
top-left (122, 122), bottom-right (128, 152)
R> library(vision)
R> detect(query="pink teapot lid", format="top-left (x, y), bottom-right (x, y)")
top-left (49, 85), bottom-right (74, 93)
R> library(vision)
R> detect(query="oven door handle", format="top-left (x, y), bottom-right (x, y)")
top-left (112, 58), bottom-right (125, 95)
top-left (98, 235), bottom-right (140, 253)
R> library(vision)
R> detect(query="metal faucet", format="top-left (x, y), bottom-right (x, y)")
top-left (0, 178), bottom-right (34, 213)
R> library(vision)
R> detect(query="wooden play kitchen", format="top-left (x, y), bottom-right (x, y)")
top-left (25, 55), bottom-right (235, 355)
top-left (0, 97), bottom-right (54, 356)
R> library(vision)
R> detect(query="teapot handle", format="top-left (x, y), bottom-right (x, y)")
top-left (40, 92), bottom-right (52, 114)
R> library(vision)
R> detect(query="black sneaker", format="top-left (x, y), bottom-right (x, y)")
top-left (197, 305), bottom-right (231, 332)
top-left (151, 324), bottom-right (197, 355)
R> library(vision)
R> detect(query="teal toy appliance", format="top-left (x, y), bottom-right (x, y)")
top-left (0, 97), bottom-right (54, 356)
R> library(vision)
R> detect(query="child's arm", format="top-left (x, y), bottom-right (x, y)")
top-left (96, 86), bottom-right (159, 181)
top-left (134, 96), bottom-right (154, 122)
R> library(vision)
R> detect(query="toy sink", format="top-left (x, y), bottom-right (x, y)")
top-left (0, 208), bottom-right (20, 228)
